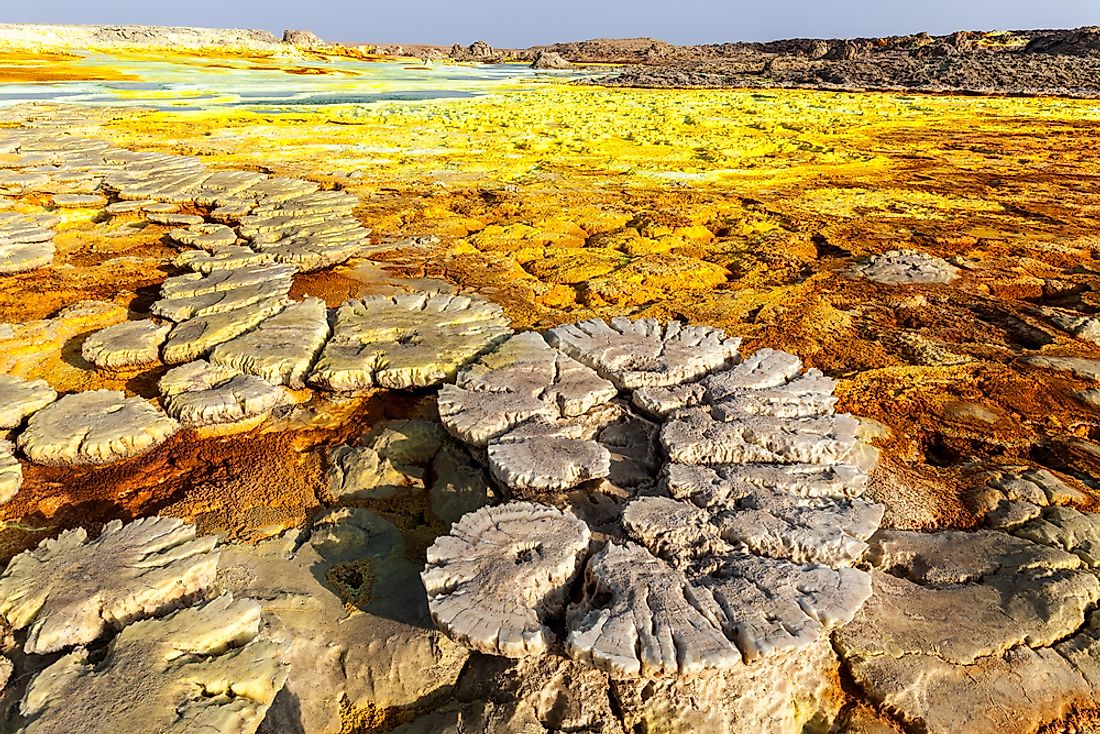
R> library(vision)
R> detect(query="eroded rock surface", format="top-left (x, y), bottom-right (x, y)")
top-left (17, 390), bottom-right (179, 466)
top-left (0, 516), bottom-right (218, 653)
top-left (18, 594), bottom-right (289, 734)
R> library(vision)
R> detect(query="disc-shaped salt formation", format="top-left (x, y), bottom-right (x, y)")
top-left (17, 390), bottom-right (179, 466)
top-left (422, 502), bottom-right (590, 658)
top-left (0, 212), bottom-right (57, 274)
top-left (487, 418), bottom-right (613, 493)
top-left (0, 516), bottom-right (218, 654)
top-left (0, 440), bottom-right (20, 504)
top-left (209, 297), bottom-right (330, 388)
top-left (81, 320), bottom-right (171, 370)
top-left (168, 222), bottom-right (237, 251)
top-left (174, 245), bottom-right (274, 274)
top-left (18, 595), bottom-right (289, 734)
top-left (161, 297), bottom-right (290, 365)
top-left (547, 318), bottom-right (740, 389)
top-left (0, 374), bottom-right (57, 428)
top-left (151, 263), bottom-right (295, 322)
top-left (159, 360), bottom-right (288, 427)
top-left (438, 331), bottom-right (617, 447)
top-left (311, 292), bottom-right (511, 391)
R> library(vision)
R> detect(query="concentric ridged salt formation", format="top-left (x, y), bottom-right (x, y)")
top-left (18, 594), bottom-right (290, 734)
top-left (209, 297), bottom-right (331, 388)
top-left (159, 359), bottom-right (288, 427)
top-left (152, 263), bottom-right (296, 322)
top-left (0, 516), bottom-right (218, 654)
top-left (81, 320), bottom-right (171, 370)
top-left (422, 502), bottom-right (591, 658)
top-left (426, 318), bottom-right (883, 680)
top-left (310, 292), bottom-right (511, 392)
top-left (168, 222), bottom-right (237, 250)
top-left (0, 374), bottom-right (57, 428)
top-left (17, 390), bottom-right (179, 466)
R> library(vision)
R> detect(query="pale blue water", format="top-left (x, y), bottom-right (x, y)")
top-left (0, 53), bottom-right (585, 110)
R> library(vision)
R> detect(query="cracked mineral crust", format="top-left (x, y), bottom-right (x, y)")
top-left (18, 594), bottom-right (290, 734)
top-left (0, 516), bottom-right (218, 654)
top-left (17, 389), bottom-right (179, 466)
top-left (209, 297), bottom-right (330, 387)
top-left (847, 248), bottom-right (960, 284)
top-left (422, 502), bottom-right (591, 658)
top-left (311, 292), bottom-right (511, 391)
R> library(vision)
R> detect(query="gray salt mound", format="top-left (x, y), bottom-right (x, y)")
top-left (159, 360), bottom-right (288, 427)
top-left (0, 374), bottom-right (57, 428)
top-left (81, 320), bottom-right (170, 370)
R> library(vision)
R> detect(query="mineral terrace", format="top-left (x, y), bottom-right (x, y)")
top-left (0, 20), bottom-right (1097, 734)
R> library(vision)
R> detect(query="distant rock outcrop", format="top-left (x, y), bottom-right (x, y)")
top-left (1025, 26), bottom-right (1100, 55)
top-left (450, 40), bottom-right (501, 62)
top-left (530, 50), bottom-right (573, 69)
top-left (282, 29), bottom-right (324, 48)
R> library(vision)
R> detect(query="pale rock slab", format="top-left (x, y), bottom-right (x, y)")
top-left (848, 248), bottom-right (959, 285)
top-left (0, 516), bottom-right (218, 654)
top-left (311, 293), bottom-right (511, 391)
top-left (423, 502), bottom-right (591, 658)
top-left (18, 595), bottom-right (290, 734)
top-left (18, 390), bottom-right (179, 466)
top-left (437, 332), bottom-right (616, 447)
top-left (152, 264), bottom-right (295, 322)
top-left (158, 262), bottom-right (296, 301)
top-left (161, 297), bottom-right (290, 364)
top-left (209, 297), bottom-right (330, 388)
top-left (219, 508), bottom-right (469, 734)
top-left (547, 317), bottom-right (740, 389)
top-left (0, 440), bottom-right (20, 504)
top-left (159, 360), bottom-right (288, 427)
top-left (80, 320), bottom-right (170, 370)
top-left (0, 374), bottom-right (56, 428)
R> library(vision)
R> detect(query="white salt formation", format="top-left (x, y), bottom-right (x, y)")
top-left (159, 359), bottom-right (288, 427)
top-left (0, 212), bottom-right (58, 274)
top-left (18, 595), bottom-right (290, 734)
top-left (422, 502), bottom-right (591, 658)
top-left (81, 320), bottom-right (171, 370)
top-left (0, 440), bottom-right (20, 504)
top-left (0, 374), bottom-right (57, 428)
top-left (0, 516), bottom-right (218, 654)
top-left (17, 390), bottom-right (179, 466)
top-left (209, 297), bottom-right (330, 387)
top-left (847, 248), bottom-right (960, 285)
top-left (311, 292), bottom-right (511, 391)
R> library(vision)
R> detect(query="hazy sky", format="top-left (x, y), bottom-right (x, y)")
top-left (3, 0), bottom-right (1096, 47)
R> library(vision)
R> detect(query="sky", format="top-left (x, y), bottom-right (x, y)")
top-left (2, 0), bottom-right (1096, 47)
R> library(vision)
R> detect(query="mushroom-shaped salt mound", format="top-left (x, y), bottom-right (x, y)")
top-left (0, 374), bottom-right (57, 428)
top-left (18, 595), bottom-right (290, 734)
top-left (422, 502), bottom-right (591, 658)
top-left (17, 390), bottom-right (179, 466)
top-left (151, 262), bottom-right (296, 322)
top-left (547, 317), bottom-right (740, 389)
top-left (0, 516), bottom-right (218, 654)
top-left (209, 297), bottom-right (331, 388)
top-left (847, 248), bottom-right (960, 285)
top-left (159, 360), bottom-right (288, 428)
top-left (0, 440), bottom-right (20, 503)
top-left (81, 320), bottom-right (171, 370)
top-left (174, 245), bottom-right (274, 274)
top-left (311, 292), bottom-right (511, 391)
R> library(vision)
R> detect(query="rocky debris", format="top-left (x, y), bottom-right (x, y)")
top-left (836, 529), bottom-right (1100, 734)
top-left (846, 248), bottom-right (960, 284)
top-left (161, 297), bottom-right (291, 365)
top-left (17, 390), bottom-right (179, 466)
top-left (0, 212), bottom-right (57, 274)
top-left (1042, 306), bottom-right (1100, 346)
top-left (0, 374), bottom-right (57, 428)
top-left (218, 508), bottom-right (469, 734)
top-left (531, 51), bottom-right (573, 70)
top-left (209, 297), bottom-right (330, 388)
top-left (159, 360), bottom-right (288, 428)
top-left (80, 320), bottom-right (170, 370)
top-left (174, 245), bottom-right (275, 274)
top-left (438, 331), bottom-right (616, 446)
top-left (310, 293), bottom-right (511, 392)
top-left (18, 594), bottom-right (289, 734)
top-left (0, 516), bottom-right (218, 654)
top-left (548, 318), bottom-right (740, 389)
top-left (1025, 26), bottom-right (1100, 56)
top-left (423, 502), bottom-right (591, 658)
top-left (0, 440), bottom-right (20, 503)
top-left (325, 420), bottom-right (448, 503)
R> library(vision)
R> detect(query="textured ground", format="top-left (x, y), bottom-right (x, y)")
top-left (1, 44), bottom-right (1100, 732)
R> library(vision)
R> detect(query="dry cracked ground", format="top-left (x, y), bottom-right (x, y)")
top-left (0, 43), bottom-right (1099, 734)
